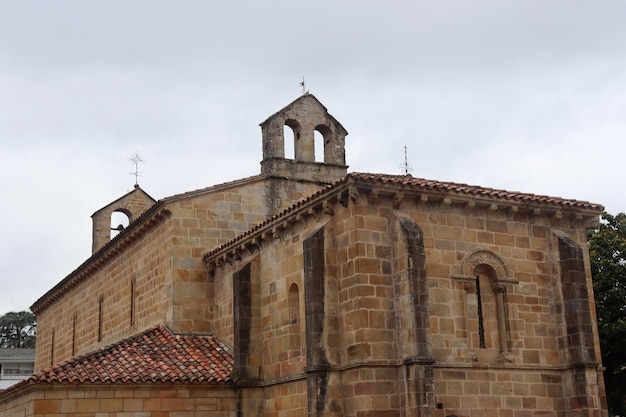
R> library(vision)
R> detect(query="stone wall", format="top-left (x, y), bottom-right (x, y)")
top-left (33, 213), bottom-right (173, 371)
top-left (433, 368), bottom-right (567, 413)
top-left (33, 175), bottom-right (330, 373)
top-left (207, 183), bottom-right (605, 416)
top-left (0, 384), bottom-right (236, 417)
top-left (167, 179), bottom-right (269, 335)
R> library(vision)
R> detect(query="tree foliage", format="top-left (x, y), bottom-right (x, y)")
top-left (0, 311), bottom-right (36, 348)
top-left (588, 212), bottom-right (626, 416)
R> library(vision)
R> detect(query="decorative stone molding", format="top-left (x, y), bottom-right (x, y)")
top-left (452, 248), bottom-right (517, 364)
top-left (455, 248), bottom-right (518, 285)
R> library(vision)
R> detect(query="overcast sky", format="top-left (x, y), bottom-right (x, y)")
top-left (1, 1), bottom-right (625, 314)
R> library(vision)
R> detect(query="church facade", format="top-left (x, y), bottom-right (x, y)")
top-left (0, 95), bottom-right (607, 416)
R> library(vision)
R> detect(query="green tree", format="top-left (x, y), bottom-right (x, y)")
top-left (588, 212), bottom-right (626, 416)
top-left (0, 311), bottom-right (36, 348)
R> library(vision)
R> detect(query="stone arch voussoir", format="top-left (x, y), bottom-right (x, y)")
top-left (460, 249), bottom-right (511, 283)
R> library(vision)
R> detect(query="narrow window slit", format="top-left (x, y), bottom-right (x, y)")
top-left (476, 275), bottom-right (486, 349)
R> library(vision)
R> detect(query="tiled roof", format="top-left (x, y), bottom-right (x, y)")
top-left (348, 172), bottom-right (604, 209)
top-left (5, 326), bottom-right (232, 393)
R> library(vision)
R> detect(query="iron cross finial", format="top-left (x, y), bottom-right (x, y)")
top-left (129, 152), bottom-right (144, 187)
top-left (300, 77), bottom-right (308, 95)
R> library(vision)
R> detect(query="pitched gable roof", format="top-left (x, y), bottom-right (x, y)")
top-left (2, 325), bottom-right (233, 395)
top-left (91, 185), bottom-right (156, 217)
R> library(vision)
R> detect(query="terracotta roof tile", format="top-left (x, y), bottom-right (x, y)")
top-left (3, 325), bottom-right (232, 394)
top-left (348, 172), bottom-right (603, 209)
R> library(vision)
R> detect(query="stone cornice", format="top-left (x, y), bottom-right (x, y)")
top-left (203, 173), bottom-right (603, 274)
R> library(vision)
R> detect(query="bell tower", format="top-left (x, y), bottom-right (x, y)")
top-left (260, 94), bottom-right (348, 184)
top-left (91, 186), bottom-right (156, 253)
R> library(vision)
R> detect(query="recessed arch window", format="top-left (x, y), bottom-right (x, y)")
top-left (455, 249), bottom-right (517, 363)
top-left (289, 283), bottom-right (300, 325)
top-left (288, 282), bottom-right (302, 360)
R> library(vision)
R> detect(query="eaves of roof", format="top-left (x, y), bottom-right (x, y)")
top-left (203, 172), bottom-right (604, 268)
top-left (348, 172), bottom-right (604, 210)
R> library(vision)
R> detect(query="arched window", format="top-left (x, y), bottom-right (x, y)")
top-left (284, 119), bottom-right (301, 160)
top-left (288, 283), bottom-right (302, 362)
top-left (110, 210), bottom-right (130, 239)
top-left (315, 124), bottom-right (331, 163)
top-left (289, 283), bottom-right (300, 325)
top-left (314, 130), bottom-right (324, 162)
top-left (455, 249), bottom-right (517, 363)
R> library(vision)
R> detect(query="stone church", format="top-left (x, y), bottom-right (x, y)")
top-left (0, 95), bottom-right (608, 416)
